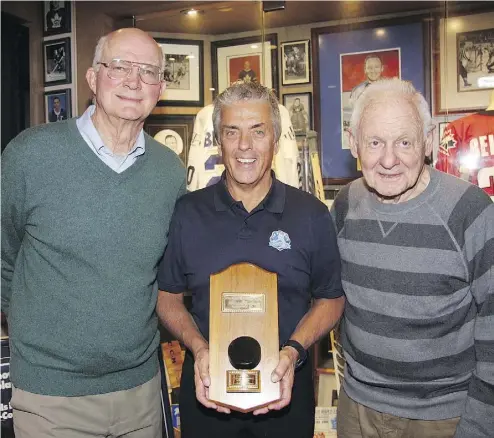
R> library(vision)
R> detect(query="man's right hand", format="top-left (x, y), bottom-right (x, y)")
top-left (193, 346), bottom-right (231, 414)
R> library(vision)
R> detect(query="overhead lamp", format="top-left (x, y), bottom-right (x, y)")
top-left (181, 8), bottom-right (202, 16)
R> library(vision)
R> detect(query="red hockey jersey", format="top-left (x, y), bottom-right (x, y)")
top-left (436, 111), bottom-right (494, 196)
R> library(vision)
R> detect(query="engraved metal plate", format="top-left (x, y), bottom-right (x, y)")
top-left (226, 370), bottom-right (261, 392)
top-left (222, 293), bottom-right (265, 313)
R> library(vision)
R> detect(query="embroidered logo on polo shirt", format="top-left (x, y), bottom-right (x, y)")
top-left (269, 230), bottom-right (291, 251)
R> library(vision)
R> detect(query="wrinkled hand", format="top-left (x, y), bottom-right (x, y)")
top-left (193, 346), bottom-right (231, 414)
top-left (253, 348), bottom-right (296, 415)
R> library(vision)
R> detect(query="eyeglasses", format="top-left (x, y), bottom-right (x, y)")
top-left (97, 59), bottom-right (162, 85)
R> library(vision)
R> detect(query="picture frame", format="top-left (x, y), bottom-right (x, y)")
top-left (312, 17), bottom-right (430, 185)
top-left (44, 88), bottom-right (71, 123)
top-left (43, 37), bottom-right (71, 86)
top-left (434, 10), bottom-right (494, 115)
top-left (144, 114), bottom-right (195, 166)
top-left (282, 92), bottom-right (312, 134)
top-left (281, 40), bottom-right (310, 85)
top-left (211, 34), bottom-right (279, 98)
top-left (155, 38), bottom-right (204, 107)
top-left (42, 1), bottom-right (71, 36)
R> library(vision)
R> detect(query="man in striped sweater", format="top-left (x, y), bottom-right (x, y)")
top-left (331, 78), bottom-right (493, 437)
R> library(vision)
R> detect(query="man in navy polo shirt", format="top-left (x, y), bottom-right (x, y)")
top-left (157, 82), bottom-right (345, 438)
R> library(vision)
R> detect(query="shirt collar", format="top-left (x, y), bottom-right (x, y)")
top-left (214, 170), bottom-right (285, 214)
top-left (76, 105), bottom-right (145, 156)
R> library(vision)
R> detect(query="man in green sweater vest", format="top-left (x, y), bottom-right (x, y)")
top-left (1, 28), bottom-right (185, 437)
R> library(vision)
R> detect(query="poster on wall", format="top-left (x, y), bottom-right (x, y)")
top-left (340, 48), bottom-right (401, 149)
top-left (43, 37), bottom-right (71, 86)
top-left (43, 1), bottom-right (71, 36)
top-left (44, 89), bottom-right (71, 123)
top-left (228, 55), bottom-right (260, 85)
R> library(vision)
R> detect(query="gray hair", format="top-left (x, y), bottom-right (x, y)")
top-left (350, 78), bottom-right (433, 138)
top-left (213, 82), bottom-right (281, 143)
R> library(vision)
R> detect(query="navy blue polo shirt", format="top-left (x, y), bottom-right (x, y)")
top-left (157, 173), bottom-right (343, 345)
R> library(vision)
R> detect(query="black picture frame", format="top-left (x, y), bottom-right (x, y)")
top-left (211, 34), bottom-right (279, 99)
top-left (281, 39), bottom-right (311, 86)
top-left (155, 38), bottom-right (204, 107)
top-left (43, 1), bottom-right (71, 36)
top-left (282, 92), bottom-right (312, 134)
top-left (43, 37), bottom-right (71, 86)
top-left (144, 114), bottom-right (195, 166)
top-left (44, 88), bottom-right (71, 123)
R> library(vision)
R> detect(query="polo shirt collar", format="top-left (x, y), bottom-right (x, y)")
top-left (214, 170), bottom-right (285, 214)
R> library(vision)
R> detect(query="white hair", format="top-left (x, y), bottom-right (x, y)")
top-left (350, 78), bottom-right (433, 138)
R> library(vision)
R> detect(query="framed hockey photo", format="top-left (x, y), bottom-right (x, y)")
top-left (283, 92), bottom-right (312, 134)
top-left (44, 88), bottom-right (71, 123)
top-left (212, 34), bottom-right (279, 98)
top-left (144, 114), bottom-right (195, 166)
top-left (155, 38), bottom-right (204, 107)
top-left (435, 10), bottom-right (494, 114)
top-left (43, 1), bottom-right (71, 36)
top-left (312, 17), bottom-right (429, 185)
top-left (281, 40), bottom-right (310, 85)
top-left (43, 37), bottom-right (71, 86)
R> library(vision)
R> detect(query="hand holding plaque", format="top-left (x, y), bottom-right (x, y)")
top-left (208, 263), bottom-right (281, 413)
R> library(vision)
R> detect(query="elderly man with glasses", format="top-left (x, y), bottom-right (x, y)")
top-left (1, 28), bottom-right (185, 438)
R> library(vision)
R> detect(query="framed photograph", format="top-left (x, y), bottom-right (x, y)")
top-left (283, 92), bottom-right (312, 134)
top-left (43, 37), bottom-right (71, 86)
top-left (155, 38), bottom-right (204, 107)
top-left (312, 17), bottom-right (429, 184)
top-left (435, 11), bottom-right (494, 114)
top-left (340, 48), bottom-right (401, 149)
top-left (43, 1), bottom-right (71, 36)
top-left (281, 40), bottom-right (310, 85)
top-left (144, 114), bottom-right (195, 166)
top-left (44, 88), bottom-right (71, 123)
top-left (211, 34), bottom-right (279, 98)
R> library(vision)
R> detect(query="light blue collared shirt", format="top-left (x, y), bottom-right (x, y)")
top-left (76, 105), bottom-right (145, 173)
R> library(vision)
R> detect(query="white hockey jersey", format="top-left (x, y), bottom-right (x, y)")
top-left (186, 104), bottom-right (300, 191)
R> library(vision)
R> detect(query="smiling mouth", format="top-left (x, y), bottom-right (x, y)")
top-left (117, 95), bottom-right (142, 102)
top-left (379, 173), bottom-right (401, 179)
top-left (237, 158), bottom-right (256, 164)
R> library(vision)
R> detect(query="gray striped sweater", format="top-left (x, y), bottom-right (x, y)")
top-left (331, 168), bottom-right (494, 437)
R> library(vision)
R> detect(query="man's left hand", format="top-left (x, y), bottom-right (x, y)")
top-left (252, 348), bottom-right (296, 415)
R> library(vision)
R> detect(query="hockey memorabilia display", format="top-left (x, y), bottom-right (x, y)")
top-left (43, 37), bottom-right (71, 86)
top-left (144, 115), bottom-right (195, 166)
top-left (209, 263), bottom-right (280, 412)
top-left (281, 40), bottom-right (310, 85)
top-left (436, 110), bottom-right (494, 196)
top-left (186, 104), bottom-right (299, 191)
top-left (211, 34), bottom-right (279, 97)
top-left (435, 11), bottom-right (494, 114)
top-left (340, 48), bottom-right (401, 149)
top-left (312, 17), bottom-right (428, 184)
top-left (283, 92), bottom-right (312, 134)
top-left (44, 88), bottom-right (71, 123)
top-left (43, 1), bottom-right (71, 36)
top-left (155, 38), bottom-right (204, 107)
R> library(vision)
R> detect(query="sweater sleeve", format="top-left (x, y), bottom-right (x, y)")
top-left (1, 141), bottom-right (28, 317)
top-left (454, 200), bottom-right (494, 438)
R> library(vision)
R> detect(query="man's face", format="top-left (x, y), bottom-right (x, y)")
top-left (219, 100), bottom-right (278, 190)
top-left (364, 57), bottom-right (383, 82)
top-left (244, 61), bottom-right (251, 71)
top-left (294, 98), bottom-right (301, 107)
top-left (53, 98), bottom-right (61, 111)
top-left (86, 29), bottom-right (165, 122)
top-left (349, 95), bottom-right (432, 202)
top-left (164, 136), bottom-right (177, 149)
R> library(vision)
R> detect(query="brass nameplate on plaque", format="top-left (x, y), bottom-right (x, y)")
top-left (221, 293), bottom-right (265, 313)
top-left (226, 370), bottom-right (261, 392)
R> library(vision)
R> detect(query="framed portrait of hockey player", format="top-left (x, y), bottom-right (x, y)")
top-left (212, 34), bottom-right (279, 98)
top-left (283, 92), bottom-right (312, 134)
top-left (144, 114), bottom-right (195, 166)
top-left (435, 10), bottom-right (494, 114)
top-left (281, 40), bottom-right (310, 85)
top-left (340, 48), bottom-right (401, 149)
top-left (43, 1), bottom-right (71, 36)
top-left (155, 38), bottom-right (204, 107)
top-left (43, 37), bottom-right (71, 86)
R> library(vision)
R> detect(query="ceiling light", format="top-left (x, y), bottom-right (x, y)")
top-left (375, 29), bottom-right (386, 37)
top-left (168, 57), bottom-right (175, 61)
top-left (186, 55), bottom-right (195, 59)
top-left (180, 8), bottom-right (203, 16)
top-left (250, 44), bottom-right (258, 49)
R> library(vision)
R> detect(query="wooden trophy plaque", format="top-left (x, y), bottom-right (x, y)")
top-left (209, 263), bottom-right (280, 413)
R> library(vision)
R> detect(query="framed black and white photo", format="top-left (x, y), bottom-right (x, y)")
top-left (283, 92), bottom-right (312, 134)
top-left (281, 40), bottom-right (310, 85)
top-left (43, 1), bottom-right (71, 36)
top-left (44, 88), bottom-right (71, 123)
top-left (43, 37), bottom-right (71, 86)
top-left (155, 38), bottom-right (204, 107)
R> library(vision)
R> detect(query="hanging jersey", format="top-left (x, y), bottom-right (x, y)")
top-left (186, 104), bottom-right (300, 191)
top-left (436, 111), bottom-right (494, 197)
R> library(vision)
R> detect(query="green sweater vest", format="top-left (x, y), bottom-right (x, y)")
top-left (1, 119), bottom-right (185, 395)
